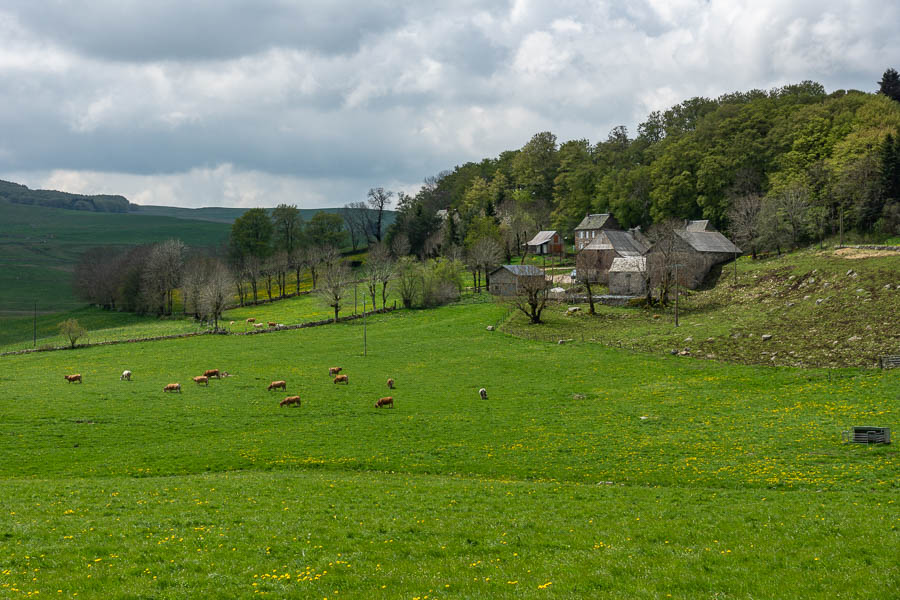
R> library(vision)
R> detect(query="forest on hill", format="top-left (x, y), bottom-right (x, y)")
top-left (0, 179), bottom-right (132, 212)
top-left (387, 77), bottom-right (900, 258)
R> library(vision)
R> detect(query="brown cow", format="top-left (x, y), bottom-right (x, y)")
top-left (280, 396), bottom-right (301, 407)
top-left (333, 374), bottom-right (349, 384)
top-left (328, 366), bottom-right (342, 376)
top-left (375, 396), bottom-right (394, 408)
top-left (64, 374), bottom-right (82, 384)
top-left (246, 317), bottom-right (255, 323)
top-left (268, 380), bottom-right (287, 391)
top-left (203, 369), bottom-right (220, 379)
top-left (387, 378), bottom-right (395, 389)
top-left (192, 376), bottom-right (209, 386)
top-left (163, 383), bottom-right (181, 393)
top-left (268, 321), bottom-right (277, 327)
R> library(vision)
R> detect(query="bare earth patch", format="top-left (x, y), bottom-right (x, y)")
top-left (833, 248), bottom-right (899, 259)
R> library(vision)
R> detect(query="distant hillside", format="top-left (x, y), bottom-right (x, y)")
top-left (129, 204), bottom-right (387, 226)
top-left (0, 179), bottom-right (132, 213)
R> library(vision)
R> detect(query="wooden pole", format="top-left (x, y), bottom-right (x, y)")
top-left (33, 300), bottom-right (36, 348)
top-left (674, 263), bottom-right (680, 328)
top-left (363, 292), bottom-right (367, 357)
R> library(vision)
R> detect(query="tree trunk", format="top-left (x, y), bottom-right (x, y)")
top-left (584, 279), bottom-right (595, 315)
top-left (333, 305), bottom-right (339, 323)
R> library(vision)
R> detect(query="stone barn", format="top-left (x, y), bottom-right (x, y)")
top-left (646, 228), bottom-right (741, 289)
top-left (488, 264), bottom-right (546, 296)
top-left (608, 256), bottom-right (647, 296)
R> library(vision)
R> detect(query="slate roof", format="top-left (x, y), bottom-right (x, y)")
top-left (574, 213), bottom-right (613, 231)
top-left (526, 230), bottom-right (558, 246)
top-left (685, 219), bottom-right (711, 232)
top-left (491, 264), bottom-right (545, 277)
top-left (675, 230), bottom-right (741, 254)
top-left (609, 256), bottom-right (646, 273)
top-left (583, 229), bottom-right (647, 255)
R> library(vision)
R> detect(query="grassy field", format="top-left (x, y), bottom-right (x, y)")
top-left (0, 199), bottom-right (231, 314)
top-left (509, 247), bottom-right (900, 368)
top-left (0, 301), bottom-right (897, 598)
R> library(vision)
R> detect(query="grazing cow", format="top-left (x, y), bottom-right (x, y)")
top-left (229, 321), bottom-right (235, 325)
top-left (64, 374), bottom-right (82, 384)
top-left (163, 383), bottom-right (181, 393)
top-left (268, 380), bottom-right (287, 391)
top-left (329, 367), bottom-right (342, 376)
top-left (120, 370), bottom-right (132, 381)
top-left (375, 396), bottom-right (394, 409)
top-left (246, 318), bottom-right (255, 323)
top-left (280, 396), bottom-right (302, 407)
top-left (192, 376), bottom-right (209, 386)
top-left (254, 323), bottom-right (264, 329)
top-left (268, 321), bottom-right (277, 327)
top-left (333, 374), bottom-right (349, 384)
top-left (203, 369), bottom-right (220, 379)
top-left (387, 378), bottom-right (395, 389)
top-left (479, 388), bottom-right (487, 400)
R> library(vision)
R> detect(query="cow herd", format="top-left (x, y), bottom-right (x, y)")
top-left (60, 365), bottom-right (415, 411)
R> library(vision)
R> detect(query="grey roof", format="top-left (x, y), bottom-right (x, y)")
top-left (583, 229), bottom-right (647, 255)
top-left (526, 230), bottom-right (557, 246)
top-left (609, 256), bottom-right (646, 273)
top-left (491, 264), bottom-right (545, 277)
top-left (676, 230), bottom-right (741, 253)
top-left (575, 213), bottom-right (613, 230)
top-left (685, 219), bottom-right (711, 232)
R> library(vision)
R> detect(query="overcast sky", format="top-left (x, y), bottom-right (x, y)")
top-left (0, 1), bottom-right (896, 209)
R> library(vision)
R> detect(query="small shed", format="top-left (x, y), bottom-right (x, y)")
top-left (489, 264), bottom-right (546, 296)
top-left (525, 230), bottom-right (563, 255)
top-left (608, 256), bottom-right (647, 296)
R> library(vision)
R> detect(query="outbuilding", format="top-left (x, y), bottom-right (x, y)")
top-left (608, 256), bottom-right (647, 296)
top-left (488, 264), bottom-right (546, 296)
top-left (525, 230), bottom-right (564, 255)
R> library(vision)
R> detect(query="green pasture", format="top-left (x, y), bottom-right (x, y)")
top-left (0, 301), bottom-right (897, 597)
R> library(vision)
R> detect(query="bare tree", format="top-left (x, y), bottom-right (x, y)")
top-left (497, 200), bottom-right (536, 261)
top-left (317, 254), bottom-right (353, 322)
top-left (141, 239), bottom-right (186, 315)
top-left (342, 201), bottom-right (373, 250)
top-left (395, 256), bottom-right (420, 308)
top-left (505, 273), bottom-right (550, 324)
top-left (271, 251), bottom-right (290, 298)
top-left (756, 196), bottom-right (791, 256)
top-left (58, 318), bottom-right (87, 348)
top-left (391, 233), bottom-right (411, 258)
top-left (299, 246), bottom-right (325, 290)
top-left (367, 187), bottom-right (394, 242)
top-left (181, 255), bottom-right (212, 318)
top-left (242, 255), bottom-right (262, 303)
top-left (365, 242), bottom-right (394, 309)
top-left (467, 237), bottom-right (503, 292)
top-left (200, 261), bottom-right (233, 331)
top-left (776, 184), bottom-right (812, 248)
top-left (645, 219), bottom-right (696, 305)
top-left (727, 194), bottom-right (762, 259)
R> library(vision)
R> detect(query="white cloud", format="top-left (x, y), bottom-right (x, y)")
top-left (0, 0), bottom-right (897, 207)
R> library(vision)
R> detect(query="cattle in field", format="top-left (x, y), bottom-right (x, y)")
top-left (192, 376), bottom-right (209, 386)
top-left (254, 323), bottom-right (264, 329)
top-left (64, 374), bottom-right (82, 383)
top-left (375, 396), bottom-right (393, 408)
top-left (203, 369), bottom-right (220, 379)
top-left (333, 374), bottom-right (349, 384)
top-left (387, 378), bottom-right (395, 389)
top-left (120, 370), bottom-right (132, 381)
top-left (479, 388), bottom-right (487, 400)
top-left (280, 396), bottom-right (301, 407)
top-left (163, 383), bottom-right (181, 393)
top-left (268, 380), bottom-right (287, 391)
top-left (329, 367), bottom-right (342, 376)
top-left (246, 318), bottom-right (255, 323)
top-left (268, 321), bottom-right (277, 327)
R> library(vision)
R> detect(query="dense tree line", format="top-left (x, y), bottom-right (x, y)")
top-left (387, 71), bottom-right (900, 261)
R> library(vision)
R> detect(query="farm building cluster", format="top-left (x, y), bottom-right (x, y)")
top-left (490, 214), bottom-right (741, 298)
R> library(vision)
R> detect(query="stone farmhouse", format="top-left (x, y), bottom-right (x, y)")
top-left (574, 213), bottom-right (620, 250)
top-left (575, 228), bottom-right (648, 283)
top-left (645, 224), bottom-right (742, 289)
top-left (608, 256), bottom-right (647, 296)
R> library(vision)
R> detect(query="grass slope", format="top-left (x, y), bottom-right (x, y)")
top-left (507, 247), bottom-right (900, 368)
top-left (1, 302), bottom-right (897, 597)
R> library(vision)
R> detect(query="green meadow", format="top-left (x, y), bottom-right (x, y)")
top-left (1, 301), bottom-right (897, 598)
